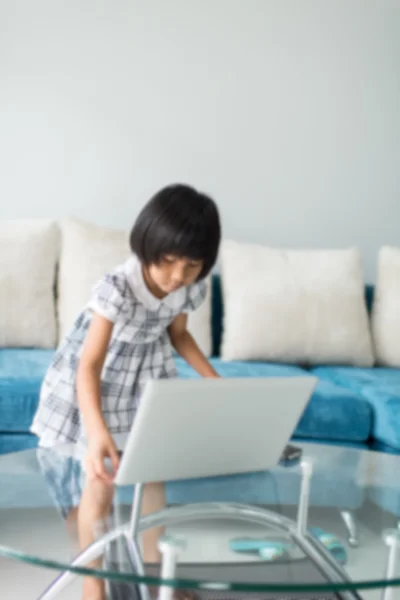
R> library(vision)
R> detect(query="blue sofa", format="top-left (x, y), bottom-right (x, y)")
top-left (1, 277), bottom-right (399, 456)
top-left (1, 276), bottom-right (400, 537)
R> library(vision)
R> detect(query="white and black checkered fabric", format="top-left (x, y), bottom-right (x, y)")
top-left (31, 256), bottom-right (206, 447)
top-left (37, 449), bottom-right (85, 518)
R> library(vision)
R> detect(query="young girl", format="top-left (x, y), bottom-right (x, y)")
top-left (31, 183), bottom-right (221, 599)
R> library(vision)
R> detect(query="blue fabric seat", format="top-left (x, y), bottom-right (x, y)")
top-left (176, 358), bottom-right (372, 443)
top-left (307, 370), bottom-right (400, 520)
top-left (0, 276), bottom-right (382, 456)
top-left (0, 350), bottom-right (373, 454)
top-left (0, 349), bottom-right (54, 453)
top-left (0, 349), bottom-right (54, 432)
top-left (0, 351), bottom-right (369, 515)
top-left (312, 366), bottom-right (400, 451)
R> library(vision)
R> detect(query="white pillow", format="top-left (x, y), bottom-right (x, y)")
top-left (220, 240), bottom-right (374, 366)
top-left (372, 246), bottom-right (400, 366)
top-left (58, 218), bottom-right (213, 356)
top-left (58, 218), bottom-right (128, 340)
top-left (0, 220), bottom-right (59, 347)
top-left (184, 282), bottom-right (212, 357)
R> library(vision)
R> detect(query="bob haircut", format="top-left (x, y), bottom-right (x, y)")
top-left (130, 184), bottom-right (221, 280)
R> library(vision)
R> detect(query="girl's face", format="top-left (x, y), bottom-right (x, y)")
top-left (145, 255), bottom-right (203, 298)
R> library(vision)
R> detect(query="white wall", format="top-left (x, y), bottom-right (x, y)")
top-left (1, 0), bottom-right (399, 281)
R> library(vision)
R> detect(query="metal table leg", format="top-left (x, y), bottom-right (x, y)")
top-left (129, 483), bottom-right (144, 540)
top-left (125, 483), bottom-right (151, 600)
top-left (37, 526), bottom-right (126, 600)
top-left (381, 529), bottom-right (400, 600)
top-left (37, 502), bottom-right (361, 600)
top-left (158, 536), bottom-right (186, 600)
top-left (341, 511), bottom-right (359, 548)
top-left (296, 458), bottom-right (313, 536)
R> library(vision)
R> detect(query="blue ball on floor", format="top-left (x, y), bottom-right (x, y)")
top-left (309, 527), bottom-right (348, 565)
top-left (229, 528), bottom-right (348, 565)
top-left (229, 537), bottom-right (290, 561)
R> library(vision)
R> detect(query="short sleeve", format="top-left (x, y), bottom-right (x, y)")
top-left (87, 274), bottom-right (127, 323)
top-left (183, 279), bottom-right (207, 313)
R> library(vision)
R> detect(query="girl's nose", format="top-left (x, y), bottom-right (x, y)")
top-left (172, 264), bottom-right (186, 284)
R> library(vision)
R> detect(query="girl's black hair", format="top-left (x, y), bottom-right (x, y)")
top-left (130, 184), bottom-right (221, 279)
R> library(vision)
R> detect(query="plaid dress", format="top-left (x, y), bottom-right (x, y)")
top-left (31, 255), bottom-right (206, 447)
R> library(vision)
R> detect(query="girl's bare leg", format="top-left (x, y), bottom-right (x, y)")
top-left (141, 482), bottom-right (166, 564)
top-left (65, 506), bottom-right (79, 542)
top-left (75, 480), bottom-right (191, 599)
top-left (140, 483), bottom-right (194, 600)
top-left (78, 479), bottom-right (114, 600)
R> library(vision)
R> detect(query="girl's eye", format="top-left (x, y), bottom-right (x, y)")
top-left (163, 256), bottom-right (202, 269)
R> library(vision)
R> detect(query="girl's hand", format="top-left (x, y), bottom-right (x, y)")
top-left (86, 429), bottom-right (120, 484)
top-left (169, 315), bottom-right (220, 378)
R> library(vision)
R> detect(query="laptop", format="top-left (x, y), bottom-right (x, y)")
top-left (115, 377), bottom-right (317, 486)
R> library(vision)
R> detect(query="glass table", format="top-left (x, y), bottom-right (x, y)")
top-left (1, 439), bottom-right (400, 600)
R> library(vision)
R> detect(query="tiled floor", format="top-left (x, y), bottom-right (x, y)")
top-left (0, 504), bottom-right (396, 600)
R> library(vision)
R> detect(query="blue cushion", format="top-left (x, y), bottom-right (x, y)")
top-left (0, 350), bottom-right (372, 449)
top-left (176, 358), bottom-right (372, 442)
top-left (0, 433), bottom-right (38, 455)
top-left (313, 366), bottom-right (400, 450)
top-left (365, 284), bottom-right (374, 314)
top-left (296, 378), bottom-right (371, 442)
top-left (368, 439), bottom-right (400, 454)
top-left (176, 357), bottom-right (307, 379)
top-left (0, 349), bottom-right (54, 433)
top-left (211, 275), bottom-right (223, 357)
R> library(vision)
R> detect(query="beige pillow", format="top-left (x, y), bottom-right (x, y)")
top-left (372, 246), bottom-right (400, 366)
top-left (58, 218), bottom-right (128, 340)
top-left (220, 240), bottom-right (374, 366)
top-left (184, 283), bottom-right (212, 357)
top-left (58, 218), bottom-right (212, 356)
top-left (0, 220), bottom-right (59, 347)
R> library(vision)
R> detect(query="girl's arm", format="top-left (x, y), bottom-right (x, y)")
top-left (168, 313), bottom-right (219, 378)
top-left (77, 314), bottom-right (120, 482)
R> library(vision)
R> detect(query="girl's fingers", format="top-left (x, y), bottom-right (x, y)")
top-left (94, 456), bottom-right (112, 483)
top-left (110, 448), bottom-right (120, 476)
